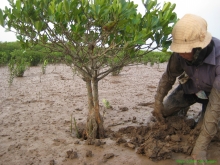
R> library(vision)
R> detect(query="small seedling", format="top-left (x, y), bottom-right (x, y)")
top-left (102, 99), bottom-right (111, 118)
top-left (70, 115), bottom-right (80, 138)
top-left (74, 117), bottom-right (80, 138)
top-left (41, 59), bottom-right (48, 74)
top-left (102, 99), bottom-right (110, 109)
top-left (70, 114), bottom-right (73, 133)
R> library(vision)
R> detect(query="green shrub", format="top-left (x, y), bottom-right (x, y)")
top-left (140, 51), bottom-right (171, 65)
top-left (26, 50), bottom-right (43, 66)
top-left (8, 50), bottom-right (30, 84)
top-left (0, 51), bottom-right (10, 66)
top-left (0, 42), bottom-right (172, 70)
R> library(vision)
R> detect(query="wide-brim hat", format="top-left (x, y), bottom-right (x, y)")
top-left (170, 14), bottom-right (212, 53)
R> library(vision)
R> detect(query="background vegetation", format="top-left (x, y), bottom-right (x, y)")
top-left (0, 41), bottom-right (171, 67)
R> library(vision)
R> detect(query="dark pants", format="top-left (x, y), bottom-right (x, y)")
top-left (162, 85), bottom-right (209, 117)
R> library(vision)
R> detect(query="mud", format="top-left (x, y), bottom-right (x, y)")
top-left (1, 64), bottom-right (220, 165)
top-left (116, 116), bottom-right (201, 161)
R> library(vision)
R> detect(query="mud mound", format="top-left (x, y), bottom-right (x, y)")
top-left (117, 116), bottom-right (198, 161)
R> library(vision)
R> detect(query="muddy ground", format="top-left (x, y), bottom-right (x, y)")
top-left (0, 63), bottom-right (220, 165)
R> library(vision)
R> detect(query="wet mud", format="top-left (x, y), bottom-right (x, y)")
top-left (114, 116), bottom-right (200, 161)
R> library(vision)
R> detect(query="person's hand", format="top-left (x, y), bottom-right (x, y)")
top-left (151, 100), bottom-right (165, 123)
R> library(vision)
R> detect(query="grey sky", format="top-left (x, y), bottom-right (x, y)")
top-left (0, 0), bottom-right (220, 42)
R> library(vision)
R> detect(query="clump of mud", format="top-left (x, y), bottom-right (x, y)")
top-left (74, 116), bottom-right (206, 161)
top-left (116, 116), bottom-right (198, 161)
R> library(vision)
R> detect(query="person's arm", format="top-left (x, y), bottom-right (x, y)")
top-left (155, 53), bottom-right (184, 101)
top-left (192, 66), bottom-right (220, 160)
top-left (152, 53), bottom-right (184, 122)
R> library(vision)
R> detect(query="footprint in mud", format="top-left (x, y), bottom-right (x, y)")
top-left (85, 150), bottom-right (93, 157)
top-left (66, 149), bottom-right (78, 159)
top-left (53, 138), bottom-right (66, 146)
top-left (102, 153), bottom-right (114, 162)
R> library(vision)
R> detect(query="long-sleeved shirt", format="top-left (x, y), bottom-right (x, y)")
top-left (167, 37), bottom-right (220, 94)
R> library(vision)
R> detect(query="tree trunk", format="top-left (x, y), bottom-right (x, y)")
top-left (85, 78), bottom-right (105, 139)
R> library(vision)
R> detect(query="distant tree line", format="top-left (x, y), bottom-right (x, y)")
top-left (0, 41), bottom-right (64, 66)
top-left (0, 41), bottom-right (171, 67)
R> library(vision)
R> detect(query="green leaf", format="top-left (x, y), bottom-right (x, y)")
top-left (40, 35), bottom-right (48, 43)
top-left (147, 0), bottom-right (156, 11)
top-left (70, 24), bottom-right (76, 31)
top-left (164, 9), bottom-right (172, 20)
top-left (162, 27), bottom-right (172, 35)
top-left (153, 25), bottom-right (162, 31)
top-left (16, 0), bottom-right (21, 11)
top-left (49, 0), bottom-right (55, 14)
top-left (155, 32), bottom-right (161, 45)
top-left (95, 4), bottom-right (100, 16)
top-left (169, 13), bottom-right (177, 22)
top-left (34, 21), bottom-right (43, 32)
top-left (135, 39), bottom-right (146, 45)
top-left (12, 8), bottom-right (20, 18)
top-left (162, 40), bottom-right (172, 50)
top-left (169, 4), bottom-right (176, 12)
top-left (63, 0), bottom-right (70, 13)
top-left (57, 2), bottom-right (63, 12)
top-left (162, 2), bottom-right (171, 12)
top-left (16, 35), bottom-right (22, 41)
top-left (0, 9), bottom-right (4, 26)
top-left (151, 16), bottom-right (159, 27)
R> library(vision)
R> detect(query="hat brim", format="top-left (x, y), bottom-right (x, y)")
top-left (170, 32), bottom-right (212, 53)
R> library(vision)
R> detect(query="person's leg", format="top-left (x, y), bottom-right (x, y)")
top-left (162, 85), bottom-right (197, 117)
top-left (192, 88), bottom-right (220, 161)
